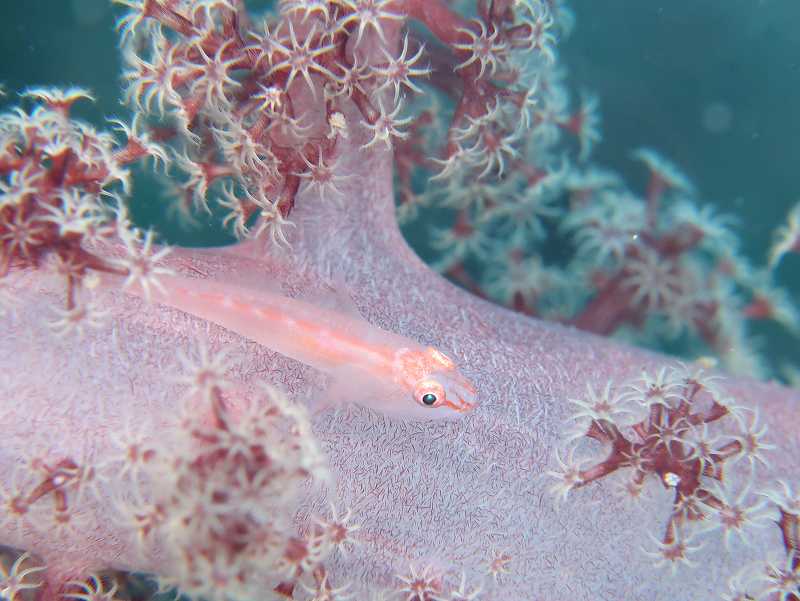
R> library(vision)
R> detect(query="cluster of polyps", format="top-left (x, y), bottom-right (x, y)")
top-left (549, 362), bottom-right (775, 573)
top-left (0, 0), bottom-right (572, 335)
top-left (0, 90), bottom-right (172, 332)
top-left (111, 342), bottom-right (345, 599)
top-left (719, 480), bottom-right (800, 600)
top-left (113, 0), bottom-right (569, 243)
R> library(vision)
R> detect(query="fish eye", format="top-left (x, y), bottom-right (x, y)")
top-left (421, 393), bottom-right (437, 406)
top-left (415, 379), bottom-right (445, 408)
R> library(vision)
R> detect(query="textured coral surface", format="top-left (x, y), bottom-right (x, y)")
top-left (2, 133), bottom-right (799, 600)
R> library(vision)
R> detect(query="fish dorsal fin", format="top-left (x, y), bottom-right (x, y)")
top-left (300, 273), bottom-right (362, 321)
top-left (208, 250), bottom-right (364, 322)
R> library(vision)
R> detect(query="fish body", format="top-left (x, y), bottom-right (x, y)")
top-left (140, 273), bottom-right (477, 419)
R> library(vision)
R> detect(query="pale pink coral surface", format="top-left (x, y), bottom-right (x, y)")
top-left (1, 138), bottom-right (799, 600)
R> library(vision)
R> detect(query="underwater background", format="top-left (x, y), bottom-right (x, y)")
top-left (1, 0), bottom-right (798, 377)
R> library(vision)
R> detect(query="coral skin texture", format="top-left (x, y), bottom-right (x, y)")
top-left (2, 132), bottom-right (799, 600)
